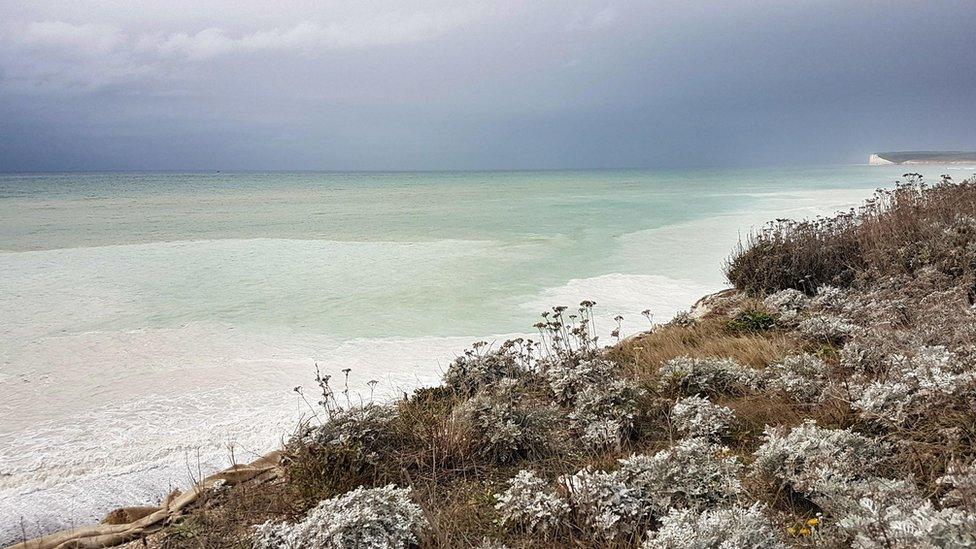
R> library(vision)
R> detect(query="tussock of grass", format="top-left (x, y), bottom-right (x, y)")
top-left (611, 312), bottom-right (801, 375)
top-left (154, 482), bottom-right (295, 549)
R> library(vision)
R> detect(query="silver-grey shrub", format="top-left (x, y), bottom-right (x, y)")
top-left (811, 285), bottom-right (847, 310)
top-left (753, 420), bottom-right (890, 505)
top-left (658, 356), bottom-right (761, 396)
top-left (938, 460), bottom-right (976, 510)
top-left (456, 378), bottom-right (558, 463)
top-left (797, 314), bottom-right (858, 343)
top-left (561, 468), bottom-right (644, 538)
top-left (763, 354), bottom-right (830, 404)
top-left (852, 346), bottom-right (976, 425)
top-left (252, 485), bottom-right (426, 549)
top-left (619, 438), bottom-right (743, 513)
top-left (568, 379), bottom-right (644, 449)
top-left (642, 503), bottom-right (786, 549)
top-left (764, 288), bottom-right (810, 323)
top-left (494, 470), bottom-right (569, 534)
top-left (670, 395), bottom-right (734, 440)
top-left (443, 342), bottom-right (529, 396)
top-left (832, 478), bottom-right (976, 548)
top-left (559, 439), bottom-right (744, 539)
top-left (545, 358), bottom-right (616, 405)
top-left (301, 404), bottom-right (398, 465)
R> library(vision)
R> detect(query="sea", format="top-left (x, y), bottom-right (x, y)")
top-left (1, 165), bottom-right (970, 541)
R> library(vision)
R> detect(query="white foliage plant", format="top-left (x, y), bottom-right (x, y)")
top-left (670, 395), bottom-right (734, 440)
top-left (252, 485), bottom-right (426, 549)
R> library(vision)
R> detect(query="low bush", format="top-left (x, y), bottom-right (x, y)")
top-left (494, 470), bottom-right (568, 534)
top-left (832, 478), bottom-right (976, 548)
top-left (568, 379), bottom-right (644, 449)
top-left (669, 395), bottom-right (734, 440)
top-left (456, 378), bottom-right (559, 464)
top-left (753, 420), bottom-right (891, 507)
top-left (726, 174), bottom-right (976, 294)
top-left (763, 354), bottom-right (830, 404)
top-left (658, 356), bottom-right (762, 396)
top-left (443, 341), bottom-right (532, 396)
top-left (852, 346), bottom-right (976, 426)
top-left (642, 503), bottom-right (786, 549)
top-left (252, 485), bottom-right (427, 549)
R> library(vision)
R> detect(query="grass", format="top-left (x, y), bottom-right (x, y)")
top-left (610, 307), bottom-right (800, 375)
top-left (725, 173), bottom-right (976, 294)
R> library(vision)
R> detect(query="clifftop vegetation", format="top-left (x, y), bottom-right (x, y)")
top-left (16, 173), bottom-right (976, 549)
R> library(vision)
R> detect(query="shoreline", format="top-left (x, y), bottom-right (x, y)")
top-left (0, 276), bottom-right (716, 544)
top-left (9, 284), bottom-right (743, 549)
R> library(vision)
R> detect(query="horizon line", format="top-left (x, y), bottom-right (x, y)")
top-left (0, 163), bottom-right (880, 176)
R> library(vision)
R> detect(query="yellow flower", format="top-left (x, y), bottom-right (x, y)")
top-left (806, 518), bottom-right (820, 527)
top-left (787, 527), bottom-right (796, 536)
top-left (799, 528), bottom-right (811, 536)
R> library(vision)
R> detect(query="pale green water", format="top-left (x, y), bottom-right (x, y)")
top-left (2, 167), bottom-right (956, 338)
top-left (0, 165), bottom-right (969, 539)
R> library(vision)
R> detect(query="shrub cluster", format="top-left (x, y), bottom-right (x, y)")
top-left (726, 174), bottom-right (976, 294)
top-left (762, 354), bottom-right (829, 404)
top-left (669, 395), bottom-right (734, 440)
top-left (493, 470), bottom-right (569, 534)
top-left (455, 378), bottom-right (558, 463)
top-left (852, 346), bottom-right (976, 425)
top-left (495, 438), bottom-right (745, 542)
top-left (753, 420), bottom-right (891, 504)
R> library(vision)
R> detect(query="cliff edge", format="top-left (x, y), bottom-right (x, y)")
top-left (869, 150), bottom-right (976, 165)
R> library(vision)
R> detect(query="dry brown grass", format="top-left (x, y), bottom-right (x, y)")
top-left (879, 394), bottom-right (976, 495)
top-left (726, 173), bottom-right (976, 294)
top-left (154, 481), bottom-right (295, 549)
top-left (610, 310), bottom-right (803, 380)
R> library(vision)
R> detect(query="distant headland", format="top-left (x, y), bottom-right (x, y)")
top-left (869, 151), bottom-right (976, 165)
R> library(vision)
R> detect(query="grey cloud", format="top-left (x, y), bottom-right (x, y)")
top-left (134, 8), bottom-right (483, 60)
top-left (1, 5), bottom-right (486, 91)
top-left (19, 21), bottom-right (127, 57)
top-left (0, 0), bottom-right (974, 171)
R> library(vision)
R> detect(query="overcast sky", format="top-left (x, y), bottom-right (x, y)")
top-left (1, 0), bottom-right (974, 171)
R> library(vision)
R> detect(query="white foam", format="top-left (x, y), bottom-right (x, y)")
top-left (614, 186), bottom-right (876, 287)
top-left (0, 322), bottom-right (487, 543)
top-left (1, 237), bottom-right (521, 542)
top-left (522, 273), bottom-right (716, 339)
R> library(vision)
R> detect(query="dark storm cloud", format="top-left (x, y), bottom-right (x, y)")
top-left (1, 0), bottom-right (974, 171)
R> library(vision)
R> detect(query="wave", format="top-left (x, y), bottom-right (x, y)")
top-left (522, 273), bottom-right (717, 337)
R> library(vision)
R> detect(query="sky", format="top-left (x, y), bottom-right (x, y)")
top-left (0, 0), bottom-right (974, 171)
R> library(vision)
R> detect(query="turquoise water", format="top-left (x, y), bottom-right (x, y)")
top-left (0, 167), bottom-right (950, 338)
top-left (0, 165), bottom-right (969, 540)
